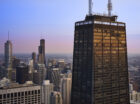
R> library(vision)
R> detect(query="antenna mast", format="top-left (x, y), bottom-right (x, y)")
top-left (108, 0), bottom-right (112, 16)
top-left (89, 0), bottom-right (92, 15)
top-left (8, 31), bottom-right (9, 41)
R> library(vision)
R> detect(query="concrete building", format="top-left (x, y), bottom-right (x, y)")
top-left (61, 78), bottom-right (71, 104)
top-left (33, 70), bottom-right (41, 85)
top-left (47, 68), bottom-right (60, 91)
top-left (50, 91), bottom-right (62, 104)
top-left (36, 64), bottom-right (46, 85)
top-left (28, 60), bottom-right (34, 81)
top-left (130, 91), bottom-right (140, 103)
top-left (42, 80), bottom-right (54, 104)
top-left (32, 52), bottom-right (36, 67)
top-left (0, 82), bottom-right (41, 104)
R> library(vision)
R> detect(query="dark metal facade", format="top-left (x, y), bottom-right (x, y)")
top-left (71, 15), bottom-right (130, 104)
top-left (38, 39), bottom-right (46, 64)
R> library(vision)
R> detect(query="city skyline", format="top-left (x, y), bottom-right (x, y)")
top-left (0, 0), bottom-right (140, 54)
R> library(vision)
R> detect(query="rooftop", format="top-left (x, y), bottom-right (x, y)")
top-left (0, 82), bottom-right (38, 90)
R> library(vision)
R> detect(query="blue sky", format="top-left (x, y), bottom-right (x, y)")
top-left (0, 0), bottom-right (140, 54)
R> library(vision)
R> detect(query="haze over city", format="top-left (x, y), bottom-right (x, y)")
top-left (0, 0), bottom-right (140, 54)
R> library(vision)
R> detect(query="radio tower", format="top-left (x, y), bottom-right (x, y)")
top-left (89, 0), bottom-right (92, 15)
top-left (108, 0), bottom-right (112, 16)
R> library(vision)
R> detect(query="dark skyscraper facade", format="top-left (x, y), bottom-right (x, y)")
top-left (38, 39), bottom-right (46, 64)
top-left (16, 64), bottom-right (29, 84)
top-left (32, 52), bottom-right (36, 65)
top-left (71, 15), bottom-right (130, 104)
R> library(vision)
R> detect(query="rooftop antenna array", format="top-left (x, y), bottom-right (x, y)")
top-left (89, 0), bottom-right (93, 15)
top-left (108, 0), bottom-right (112, 16)
top-left (41, 32), bottom-right (43, 39)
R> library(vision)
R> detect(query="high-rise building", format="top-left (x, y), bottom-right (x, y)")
top-left (47, 68), bottom-right (60, 91)
top-left (12, 57), bottom-right (20, 69)
top-left (0, 82), bottom-right (41, 104)
top-left (5, 40), bottom-right (13, 80)
top-left (36, 63), bottom-right (46, 85)
top-left (61, 78), bottom-right (72, 104)
top-left (42, 80), bottom-right (54, 104)
top-left (58, 59), bottom-right (65, 71)
top-left (71, 1), bottom-right (130, 104)
top-left (38, 39), bottom-right (46, 65)
top-left (32, 52), bottom-right (36, 66)
top-left (5, 40), bottom-right (12, 69)
top-left (28, 60), bottom-right (34, 81)
top-left (16, 63), bottom-right (29, 84)
top-left (50, 91), bottom-right (62, 104)
top-left (33, 70), bottom-right (41, 85)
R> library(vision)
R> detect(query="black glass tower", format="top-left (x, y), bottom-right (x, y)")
top-left (38, 39), bottom-right (46, 64)
top-left (71, 14), bottom-right (130, 104)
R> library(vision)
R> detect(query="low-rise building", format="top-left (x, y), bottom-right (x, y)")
top-left (0, 82), bottom-right (41, 104)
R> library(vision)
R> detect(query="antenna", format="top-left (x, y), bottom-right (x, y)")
top-left (89, 0), bottom-right (92, 15)
top-left (40, 32), bottom-right (43, 39)
top-left (108, 0), bottom-right (112, 16)
top-left (8, 31), bottom-right (10, 41)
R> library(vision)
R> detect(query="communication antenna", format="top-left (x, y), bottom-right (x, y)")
top-left (8, 31), bottom-right (10, 41)
top-left (108, 0), bottom-right (112, 16)
top-left (40, 32), bottom-right (43, 39)
top-left (89, 0), bottom-right (93, 15)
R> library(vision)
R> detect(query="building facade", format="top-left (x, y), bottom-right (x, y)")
top-left (5, 40), bottom-right (13, 80)
top-left (32, 52), bottom-right (36, 66)
top-left (16, 64), bottom-right (29, 84)
top-left (0, 83), bottom-right (41, 104)
top-left (36, 64), bottom-right (46, 85)
top-left (47, 68), bottom-right (60, 91)
top-left (71, 15), bottom-right (130, 104)
top-left (38, 39), bottom-right (46, 65)
top-left (50, 91), bottom-right (62, 104)
top-left (42, 80), bottom-right (54, 104)
top-left (5, 40), bottom-right (12, 69)
top-left (61, 78), bottom-right (71, 104)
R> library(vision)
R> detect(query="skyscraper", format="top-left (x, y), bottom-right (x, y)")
top-left (28, 59), bottom-right (34, 81)
top-left (61, 78), bottom-right (72, 104)
top-left (36, 63), bottom-right (47, 85)
top-left (42, 80), bottom-right (54, 104)
top-left (47, 68), bottom-right (61, 91)
top-left (38, 39), bottom-right (46, 65)
top-left (32, 52), bottom-right (36, 66)
top-left (50, 91), bottom-right (62, 104)
top-left (16, 63), bottom-right (29, 84)
top-left (5, 40), bottom-right (12, 69)
top-left (4, 40), bottom-right (13, 80)
top-left (71, 1), bottom-right (130, 104)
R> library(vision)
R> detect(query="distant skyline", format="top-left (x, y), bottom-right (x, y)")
top-left (0, 0), bottom-right (140, 54)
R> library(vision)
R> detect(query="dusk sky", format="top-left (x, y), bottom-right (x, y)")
top-left (0, 0), bottom-right (140, 54)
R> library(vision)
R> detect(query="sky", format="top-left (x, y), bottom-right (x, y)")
top-left (0, 0), bottom-right (140, 54)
